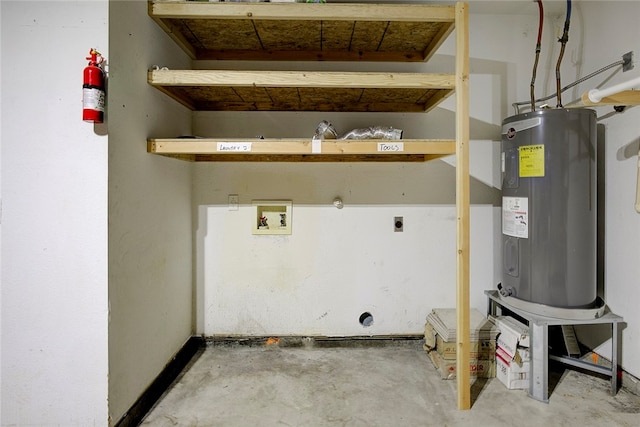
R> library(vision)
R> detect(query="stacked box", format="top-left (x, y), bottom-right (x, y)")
top-left (490, 315), bottom-right (530, 389)
top-left (496, 347), bottom-right (529, 389)
top-left (427, 348), bottom-right (497, 380)
top-left (424, 309), bottom-right (499, 380)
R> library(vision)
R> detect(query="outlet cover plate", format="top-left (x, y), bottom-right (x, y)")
top-left (228, 194), bottom-right (239, 211)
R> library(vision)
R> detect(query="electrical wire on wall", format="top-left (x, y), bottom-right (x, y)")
top-left (555, 0), bottom-right (571, 108)
top-left (530, 0), bottom-right (544, 112)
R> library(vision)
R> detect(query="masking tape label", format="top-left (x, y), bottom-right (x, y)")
top-left (378, 142), bottom-right (404, 152)
top-left (312, 137), bottom-right (322, 154)
top-left (217, 142), bottom-right (252, 152)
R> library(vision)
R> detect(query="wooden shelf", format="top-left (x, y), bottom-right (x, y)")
top-left (147, 1), bottom-right (472, 408)
top-left (147, 1), bottom-right (460, 161)
top-left (148, 69), bottom-right (455, 112)
top-left (571, 90), bottom-right (640, 108)
top-left (147, 138), bottom-right (455, 162)
top-left (148, 1), bottom-right (455, 61)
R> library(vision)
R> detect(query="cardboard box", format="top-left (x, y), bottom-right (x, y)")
top-left (434, 334), bottom-right (496, 360)
top-left (497, 333), bottom-right (530, 365)
top-left (491, 315), bottom-right (530, 349)
top-left (492, 316), bottom-right (530, 365)
top-left (424, 321), bottom-right (496, 360)
top-left (496, 346), bottom-right (529, 389)
top-left (428, 349), bottom-right (496, 380)
top-left (424, 322), bottom-right (436, 349)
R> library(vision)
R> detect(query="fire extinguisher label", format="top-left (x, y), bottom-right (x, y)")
top-left (83, 88), bottom-right (105, 112)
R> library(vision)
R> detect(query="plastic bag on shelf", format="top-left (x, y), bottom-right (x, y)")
top-left (312, 121), bottom-right (403, 141)
top-left (338, 126), bottom-right (403, 140)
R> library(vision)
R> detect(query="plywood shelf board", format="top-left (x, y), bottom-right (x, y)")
top-left (148, 70), bottom-right (455, 112)
top-left (149, 2), bottom-right (455, 61)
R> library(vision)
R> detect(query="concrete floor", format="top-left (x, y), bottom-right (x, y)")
top-left (141, 340), bottom-right (640, 427)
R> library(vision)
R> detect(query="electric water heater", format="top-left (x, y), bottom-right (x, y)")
top-left (501, 108), bottom-right (597, 308)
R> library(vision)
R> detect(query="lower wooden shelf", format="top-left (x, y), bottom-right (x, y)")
top-left (147, 138), bottom-right (455, 162)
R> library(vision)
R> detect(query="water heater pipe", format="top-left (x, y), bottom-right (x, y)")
top-left (530, 0), bottom-right (544, 112)
top-left (587, 75), bottom-right (640, 103)
top-left (555, 0), bottom-right (571, 108)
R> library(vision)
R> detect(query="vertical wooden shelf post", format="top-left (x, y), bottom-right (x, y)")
top-left (455, 1), bottom-right (471, 410)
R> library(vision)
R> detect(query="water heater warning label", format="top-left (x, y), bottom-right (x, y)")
top-left (519, 144), bottom-right (545, 177)
top-left (503, 197), bottom-right (528, 238)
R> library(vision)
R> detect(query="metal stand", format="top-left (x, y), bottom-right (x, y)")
top-left (485, 290), bottom-right (623, 402)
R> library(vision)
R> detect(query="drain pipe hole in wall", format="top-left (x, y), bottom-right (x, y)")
top-left (359, 312), bottom-right (374, 327)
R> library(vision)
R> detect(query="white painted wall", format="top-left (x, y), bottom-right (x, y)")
top-left (193, 2), bottom-right (640, 379)
top-left (566, 1), bottom-right (640, 379)
top-left (0, 0), bottom-right (4, 414)
top-left (1, 1), bottom-right (109, 425)
top-left (193, 11), bottom-right (537, 337)
top-left (107, 0), bottom-right (193, 423)
top-left (199, 194), bottom-right (498, 336)
top-left (1, 0), bottom-right (195, 424)
top-left (2, 3), bottom-right (638, 425)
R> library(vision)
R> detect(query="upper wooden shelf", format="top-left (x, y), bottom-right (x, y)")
top-left (148, 1), bottom-right (455, 61)
top-left (146, 1), bottom-right (465, 164)
top-left (148, 69), bottom-right (455, 112)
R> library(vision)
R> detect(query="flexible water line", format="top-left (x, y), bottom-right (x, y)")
top-left (513, 59), bottom-right (625, 113)
top-left (555, 0), bottom-right (571, 108)
top-left (530, 0), bottom-right (544, 112)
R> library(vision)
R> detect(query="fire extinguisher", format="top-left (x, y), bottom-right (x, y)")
top-left (83, 48), bottom-right (105, 123)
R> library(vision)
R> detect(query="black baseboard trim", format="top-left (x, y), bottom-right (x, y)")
top-left (207, 334), bottom-right (425, 348)
top-left (114, 335), bottom-right (205, 427)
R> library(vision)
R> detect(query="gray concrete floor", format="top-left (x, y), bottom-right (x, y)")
top-left (141, 340), bottom-right (640, 427)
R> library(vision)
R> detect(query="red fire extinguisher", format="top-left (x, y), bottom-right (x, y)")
top-left (83, 48), bottom-right (105, 123)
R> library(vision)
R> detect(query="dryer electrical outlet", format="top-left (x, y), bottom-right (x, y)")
top-left (394, 216), bottom-right (403, 232)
